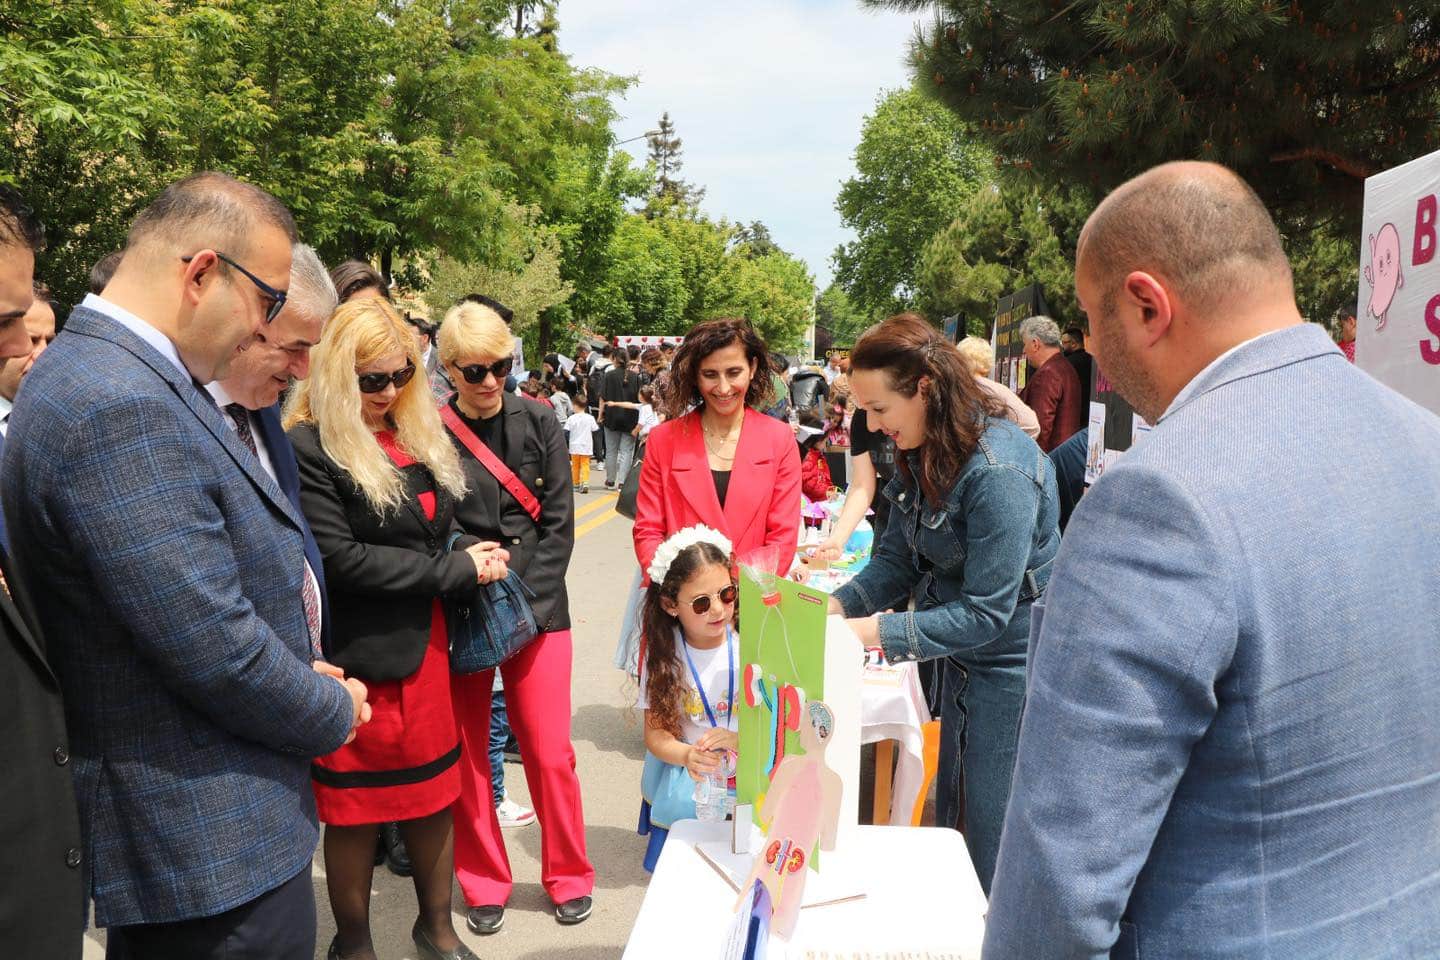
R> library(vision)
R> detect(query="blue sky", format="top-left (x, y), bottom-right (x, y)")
top-left (560, 1), bottom-right (924, 290)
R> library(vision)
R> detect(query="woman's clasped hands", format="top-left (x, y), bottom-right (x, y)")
top-left (465, 541), bottom-right (512, 584)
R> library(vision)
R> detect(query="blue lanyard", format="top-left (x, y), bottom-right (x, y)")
top-left (681, 626), bottom-right (735, 729)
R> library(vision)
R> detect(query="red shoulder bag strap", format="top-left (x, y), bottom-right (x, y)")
top-left (440, 404), bottom-right (542, 523)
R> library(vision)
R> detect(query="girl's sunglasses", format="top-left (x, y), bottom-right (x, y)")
top-left (685, 583), bottom-right (738, 615)
top-left (456, 357), bottom-right (514, 384)
top-left (357, 362), bottom-right (417, 394)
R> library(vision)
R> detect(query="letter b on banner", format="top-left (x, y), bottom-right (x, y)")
top-left (1415, 195), bottom-right (1437, 266)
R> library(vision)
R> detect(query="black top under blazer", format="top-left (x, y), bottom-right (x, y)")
top-left (448, 393), bottom-right (575, 633)
top-left (289, 422), bottom-right (477, 682)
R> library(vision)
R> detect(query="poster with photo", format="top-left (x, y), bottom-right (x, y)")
top-left (1086, 364), bottom-right (1137, 487)
top-left (1084, 402), bottom-right (1107, 485)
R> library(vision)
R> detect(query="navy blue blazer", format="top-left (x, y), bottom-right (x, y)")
top-left (1, 305), bottom-right (355, 927)
top-left (254, 404), bottom-right (332, 657)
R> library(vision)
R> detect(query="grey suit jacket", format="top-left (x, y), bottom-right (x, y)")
top-left (985, 324), bottom-right (1440, 958)
top-left (2, 305), bottom-right (354, 927)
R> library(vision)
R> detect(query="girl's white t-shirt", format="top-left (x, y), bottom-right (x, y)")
top-left (637, 627), bottom-right (738, 746)
top-left (637, 403), bottom-right (660, 438)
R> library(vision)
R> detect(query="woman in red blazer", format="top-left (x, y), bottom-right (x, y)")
top-left (633, 318), bottom-right (802, 582)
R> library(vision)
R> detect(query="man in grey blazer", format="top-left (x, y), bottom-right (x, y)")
top-left (3, 172), bottom-right (369, 959)
top-left (985, 162), bottom-right (1440, 958)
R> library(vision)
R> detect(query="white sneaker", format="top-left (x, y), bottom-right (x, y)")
top-left (495, 797), bottom-right (536, 828)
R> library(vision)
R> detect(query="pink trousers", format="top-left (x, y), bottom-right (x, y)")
top-left (450, 629), bottom-right (595, 906)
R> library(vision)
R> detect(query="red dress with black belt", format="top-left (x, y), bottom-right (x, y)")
top-left (311, 432), bottom-right (461, 825)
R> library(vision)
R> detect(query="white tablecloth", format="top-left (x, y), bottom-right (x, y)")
top-left (861, 660), bottom-right (931, 825)
top-left (623, 819), bottom-right (986, 959)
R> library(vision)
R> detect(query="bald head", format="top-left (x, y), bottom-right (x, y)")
top-left (125, 171), bottom-right (296, 266)
top-left (1078, 161), bottom-right (1292, 319)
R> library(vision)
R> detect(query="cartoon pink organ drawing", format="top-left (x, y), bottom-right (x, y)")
top-left (1363, 223), bottom-right (1404, 331)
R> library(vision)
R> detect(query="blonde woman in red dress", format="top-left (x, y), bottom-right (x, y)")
top-left (286, 298), bottom-right (508, 960)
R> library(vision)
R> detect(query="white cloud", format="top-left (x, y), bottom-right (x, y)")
top-left (559, 1), bottom-right (923, 289)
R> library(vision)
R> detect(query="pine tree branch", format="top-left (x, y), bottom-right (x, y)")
top-left (1268, 147), bottom-right (1375, 181)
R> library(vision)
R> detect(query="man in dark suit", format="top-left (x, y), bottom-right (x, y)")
top-left (1061, 324), bottom-right (1093, 407)
top-left (210, 242), bottom-right (337, 654)
top-left (0, 185), bottom-right (84, 960)
top-left (3, 172), bottom-right (369, 960)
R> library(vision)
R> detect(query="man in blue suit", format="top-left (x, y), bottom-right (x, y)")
top-left (3, 172), bottom-right (369, 959)
top-left (209, 242), bottom-right (336, 658)
top-left (985, 162), bottom-right (1440, 958)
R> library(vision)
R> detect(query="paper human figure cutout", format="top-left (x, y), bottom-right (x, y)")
top-left (736, 700), bottom-right (843, 941)
top-left (1364, 222), bottom-right (1404, 331)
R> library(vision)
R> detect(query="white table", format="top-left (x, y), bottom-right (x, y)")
top-left (623, 819), bottom-right (986, 959)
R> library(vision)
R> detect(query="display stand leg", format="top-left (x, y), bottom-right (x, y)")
top-left (871, 740), bottom-right (895, 824)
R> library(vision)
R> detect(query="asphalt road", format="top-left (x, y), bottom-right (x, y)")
top-left (84, 482), bottom-right (652, 960)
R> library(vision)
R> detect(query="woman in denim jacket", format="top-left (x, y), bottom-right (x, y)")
top-left (828, 313), bottom-right (1060, 892)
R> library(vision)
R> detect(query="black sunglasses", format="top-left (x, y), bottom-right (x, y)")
top-left (684, 583), bottom-right (738, 616)
top-left (455, 357), bottom-right (514, 384)
top-left (357, 362), bottom-right (417, 394)
top-left (181, 251), bottom-right (287, 324)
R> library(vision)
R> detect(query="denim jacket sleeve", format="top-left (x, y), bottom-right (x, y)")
top-left (832, 482), bottom-right (921, 618)
top-left (983, 462), bottom-right (1238, 958)
top-left (873, 461), bottom-right (1043, 663)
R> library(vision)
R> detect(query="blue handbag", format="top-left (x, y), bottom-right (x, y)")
top-left (444, 532), bottom-right (540, 674)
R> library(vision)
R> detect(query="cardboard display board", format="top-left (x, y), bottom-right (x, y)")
top-left (1357, 149), bottom-right (1440, 414)
top-left (614, 335), bottom-right (685, 349)
top-left (736, 572), bottom-right (860, 854)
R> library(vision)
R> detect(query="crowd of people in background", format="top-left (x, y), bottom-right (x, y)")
top-left (2, 157), bottom-right (1437, 960)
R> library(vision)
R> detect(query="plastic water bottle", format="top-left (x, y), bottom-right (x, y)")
top-left (694, 770), bottom-right (731, 822)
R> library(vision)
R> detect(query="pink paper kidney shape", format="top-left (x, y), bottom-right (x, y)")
top-left (1364, 223), bottom-right (1404, 331)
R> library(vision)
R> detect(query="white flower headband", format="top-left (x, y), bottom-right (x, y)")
top-left (647, 524), bottom-right (734, 585)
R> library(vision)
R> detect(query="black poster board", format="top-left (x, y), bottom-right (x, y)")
top-left (1083, 363), bottom-right (1151, 485)
top-left (988, 285), bottom-right (1051, 393)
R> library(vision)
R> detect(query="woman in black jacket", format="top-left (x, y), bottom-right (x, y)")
top-left (434, 300), bottom-right (595, 935)
top-left (286, 298), bottom-right (508, 960)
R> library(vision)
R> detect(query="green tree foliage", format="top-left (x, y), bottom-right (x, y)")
top-left (867, 0), bottom-right (1440, 232)
top-left (915, 181), bottom-right (1090, 332)
top-left (2, 0), bottom-right (634, 308)
top-left (833, 87), bottom-right (988, 315)
top-left (0, 0), bottom-right (176, 305)
top-left (715, 251), bottom-right (815, 352)
top-left (423, 204), bottom-right (575, 360)
top-left (644, 111), bottom-right (706, 218)
top-left (814, 283), bottom-right (872, 350)
top-left (3, 0), bottom-right (812, 347)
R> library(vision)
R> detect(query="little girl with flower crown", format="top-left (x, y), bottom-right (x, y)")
top-left (635, 525), bottom-right (740, 870)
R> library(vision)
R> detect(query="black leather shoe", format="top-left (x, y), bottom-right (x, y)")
top-left (326, 936), bottom-right (363, 960)
top-left (411, 919), bottom-right (478, 960)
top-left (466, 904), bottom-right (505, 935)
top-left (381, 821), bottom-right (412, 877)
top-left (555, 895), bottom-right (593, 925)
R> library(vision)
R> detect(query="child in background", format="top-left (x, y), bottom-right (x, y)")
top-left (634, 384), bottom-right (660, 441)
top-left (636, 526), bottom-right (739, 871)
top-left (565, 398), bottom-right (598, 493)
top-left (796, 407), bottom-right (832, 504)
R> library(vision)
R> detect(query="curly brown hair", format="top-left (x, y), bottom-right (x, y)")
top-left (641, 540), bottom-right (735, 740)
top-left (663, 317), bottom-right (774, 419)
top-left (850, 313), bottom-right (1006, 507)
